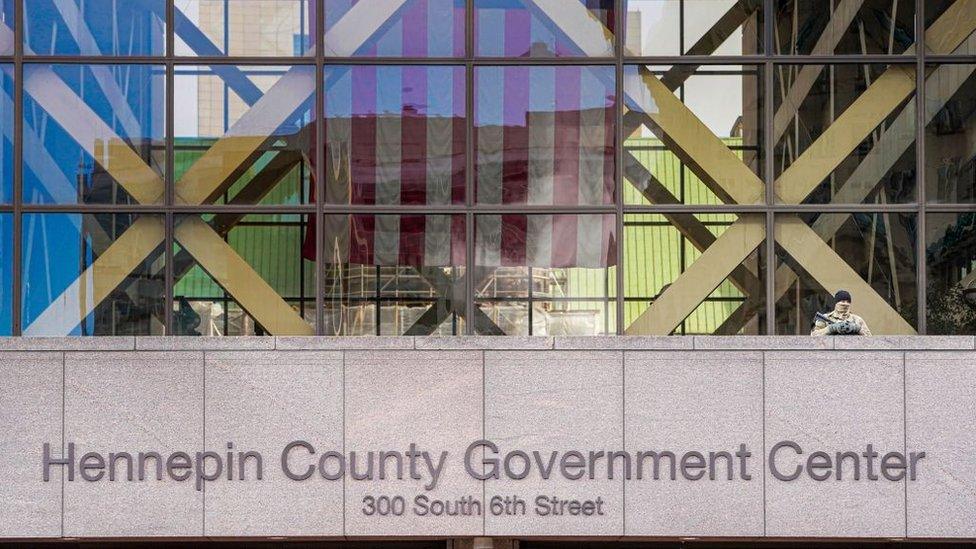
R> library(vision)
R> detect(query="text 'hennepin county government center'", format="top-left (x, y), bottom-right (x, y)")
top-left (1, 1), bottom-right (976, 548)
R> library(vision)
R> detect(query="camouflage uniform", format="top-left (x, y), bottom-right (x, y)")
top-left (811, 309), bottom-right (872, 336)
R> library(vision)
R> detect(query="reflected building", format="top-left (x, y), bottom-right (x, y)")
top-left (1, 0), bottom-right (975, 337)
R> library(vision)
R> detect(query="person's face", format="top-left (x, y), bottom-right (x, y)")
top-left (835, 300), bottom-right (851, 314)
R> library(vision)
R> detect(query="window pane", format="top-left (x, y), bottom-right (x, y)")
top-left (174, 65), bottom-right (313, 206)
top-left (623, 213), bottom-right (765, 335)
top-left (773, 63), bottom-right (916, 205)
top-left (474, 0), bottom-right (615, 57)
top-left (774, 213), bottom-right (917, 335)
top-left (175, 0), bottom-right (312, 56)
top-left (23, 64), bottom-right (165, 205)
top-left (319, 214), bottom-right (466, 336)
top-left (925, 0), bottom-right (976, 56)
top-left (24, 0), bottom-right (165, 56)
top-left (0, 213), bottom-right (9, 335)
top-left (474, 214), bottom-right (615, 336)
top-left (174, 214), bottom-right (315, 336)
top-left (324, 0), bottom-right (464, 57)
top-left (475, 66), bottom-right (616, 206)
top-left (926, 63), bottom-right (976, 203)
top-left (774, 0), bottom-right (914, 55)
top-left (624, 0), bottom-right (763, 56)
top-left (624, 64), bottom-right (764, 206)
top-left (22, 213), bottom-right (165, 336)
top-left (324, 66), bottom-right (465, 205)
top-left (0, 1), bottom-right (13, 55)
top-left (0, 64), bottom-right (10, 203)
top-left (927, 213), bottom-right (976, 334)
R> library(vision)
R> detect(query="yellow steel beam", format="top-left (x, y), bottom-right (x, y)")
top-left (174, 217), bottom-right (315, 335)
top-left (624, 216), bottom-right (766, 335)
top-left (23, 216), bottom-right (165, 336)
top-left (775, 216), bottom-right (915, 334)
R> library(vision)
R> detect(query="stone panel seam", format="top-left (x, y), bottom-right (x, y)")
top-left (902, 351), bottom-right (908, 538)
top-left (60, 351), bottom-right (65, 539)
top-left (761, 350), bottom-right (766, 537)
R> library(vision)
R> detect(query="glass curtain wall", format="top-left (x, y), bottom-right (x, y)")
top-left (2, 0), bottom-right (975, 337)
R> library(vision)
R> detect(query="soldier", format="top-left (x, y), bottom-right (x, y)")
top-left (811, 290), bottom-right (872, 336)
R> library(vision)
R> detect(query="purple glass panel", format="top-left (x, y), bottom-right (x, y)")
top-left (474, 0), bottom-right (615, 57)
top-left (324, 0), bottom-right (465, 57)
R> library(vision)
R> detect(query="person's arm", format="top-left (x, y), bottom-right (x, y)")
top-left (858, 317), bottom-right (872, 336)
top-left (811, 320), bottom-right (831, 336)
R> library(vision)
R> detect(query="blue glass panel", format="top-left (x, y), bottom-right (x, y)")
top-left (0, 213), bottom-right (10, 335)
top-left (21, 213), bottom-right (165, 336)
top-left (24, 0), bottom-right (165, 56)
top-left (22, 64), bottom-right (165, 205)
top-left (0, 0), bottom-right (13, 56)
top-left (0, 64), bottom-right (11, 203)
top-left (175, 0), bottom-right (312, 57)
top-left (324, 0), bottom-right (464, 57)
top-left (474, 0), bottom-right (615, 57)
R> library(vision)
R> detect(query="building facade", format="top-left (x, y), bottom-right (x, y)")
top-left (1, 0), bottom-right (976, 547)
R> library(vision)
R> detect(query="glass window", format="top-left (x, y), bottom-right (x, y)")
top-left (324, 0), bottom-right (464, 57)
top-left (319, 214), bottom-right (466, 336)
top-left (174, 214), bottom-right (315, 336)
top-left (24, 0), bottom-right (165, 56)
top-left (0, 1), bottom-right (13, 56)
top-left (21, 213), bottom-right (165, 336)
top-left (23, 64), bottom-right (165, 206)
top-left (774, 212), bottom-right (917, 335)
top-left (474, 214), bottom-right (616, 336)
top-left (773, 63), bottom-right (916, 205)
top-left (323, 65), bottom-right (465, 206)
top-left (0, 213), bottom-right (9, 335)
top-left (623, 213), bottom-right (765, 335)
top-left (475, 65), bottom-right (616, 206)
top-left (624, 0), bottom-right (763, 56)
top-left (175, 0), bottom-right (312, 57)
top-left (624, 64), bottom-right (764, 206)
top-left (474, 0), bottom-right (615, 58)
top-left (925, 63), bottom-right (976, 204)
top-left (926, 213), bottom-right (976, 334)
top-left (774, 0), bottom-right (914, 55)
top-left (0, 64), bottom-right (10, 204)
top-left (174, 65), bottom-right (313, 206)
top-left (925, 0), bottom-right (976, 56)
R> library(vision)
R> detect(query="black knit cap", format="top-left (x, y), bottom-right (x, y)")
top-left (834, 290), bottom-right (852, 303)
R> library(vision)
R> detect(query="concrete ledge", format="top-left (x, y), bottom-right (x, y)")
top-left (554, 335), bottom-right (693, 350)
top-left (414, 335), bottom-right (553, 349)
top-left (832, 335), bottom-right (976, 350)
top-left (135, 336), bottom-right (274, 350)
top-left (694, 336), bottom-right (833, 350)
top-left (0, 336), bottom-right (135, 351)
top-left (275, 336), bottom-right (414, 350)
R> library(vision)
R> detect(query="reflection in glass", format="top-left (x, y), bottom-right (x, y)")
top-left (23, 64), bottom-right (165, 205)
top-left (325, 0), bottom-right (464, 57)
top-left (323, 66), bottom-right (465, 205)
top-left (774, 213), bottom-right (917, 335)
top-left (773, 63), bottom-right (916, 205)
top-left (24, 0), bottom-right (165, 56)
top-left (0, 1), bottom-right (13, 55)
top-left (624, 0), bottom-right (763, 56)
top-left (174, 214), bottom-right (315, 336)
top-left (0, 64), bottom-right (10, 203)
top-left (21, 214), bottom-right (165, 336)
top-left (925, 64), bottom-right (976, 203)
top-left (474, 214), bottom-right (615, 335)
top-left (623, 213), bottom-right (765, 335)
top-left (475, 66), bottom-right (615, 206)
top-left (623, 65), bottom-right (764, 206)
top-left (474, 0), bottom-right (615, 57)
top-left (925, 0), bottom-right (976, 56)
top-left (774, 0), bottom-right (914, 55)
top-left (174, 65), bottom-right (313, 206)
top-left (0, 214), bottom-right (9, 335)
top-left (175, 0), bottom-right (311, 56)
top-left (317, 214), bottom-right (466, 336)
top-left (927, 213), bottom-right (976, 334)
